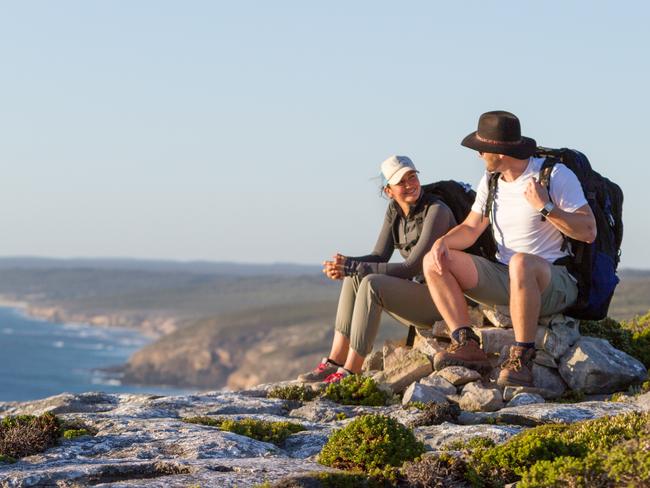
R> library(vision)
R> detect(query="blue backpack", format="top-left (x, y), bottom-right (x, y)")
top-left (486, 147), bottom-right (623, 320)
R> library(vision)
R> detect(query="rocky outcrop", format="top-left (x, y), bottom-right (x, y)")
top-left (1, 384), bottom-right (649, 487)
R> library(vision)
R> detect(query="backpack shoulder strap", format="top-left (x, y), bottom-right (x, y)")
top-left (485, 172), bottom-right (501, 222)
top-left (539, 157), bottom-right (560, 222)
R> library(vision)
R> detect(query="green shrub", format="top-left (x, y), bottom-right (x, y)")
top-left (468, 412), bottom-right (650, 487)
top-left (182, 416), bottom-right (304, 445)
top-left (318, 414), bottom-right (425, 480)
top-left (0, 413), bottom-right (61, 460)
top-left (267, 384), bottom-right (318, 402)
top-left (270, 471), bottom-right (387, 487)
top-left (63, 429), bottom-right (91, 440)
top-left (323, 375), bottom-right (389, 407)
top-left (404, 401), bottom-right (428, 410)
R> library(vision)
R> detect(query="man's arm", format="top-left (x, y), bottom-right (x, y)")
top-left (544, 204), bottom-right (596, 243)
top-left (427, 211), bottom-right (489, 275)
top-left (524, 179), bottom-right (597, 243)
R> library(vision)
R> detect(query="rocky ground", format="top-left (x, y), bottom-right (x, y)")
top-left (0, 384), bottom-right (649, 487)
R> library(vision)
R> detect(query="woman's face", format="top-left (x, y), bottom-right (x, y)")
top-left (385, 170), bottom-right (421, 206)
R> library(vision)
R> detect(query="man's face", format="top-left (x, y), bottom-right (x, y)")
top-left (479, 151), bottom-right (502, 172)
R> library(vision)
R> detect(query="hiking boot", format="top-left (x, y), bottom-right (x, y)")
top-left (297, 358), bottom-right (339, 383)
top-left (497, 345), bottom-right (535, 388)
top-left (433, 329), bottom-right (491, 373)
top-left (323, 367), bottom-right (352, 384)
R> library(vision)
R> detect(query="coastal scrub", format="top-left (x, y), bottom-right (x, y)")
top-left (182, 416), bottom-right (304, 445)
top-left (0, 413), bottom-right (61, 461)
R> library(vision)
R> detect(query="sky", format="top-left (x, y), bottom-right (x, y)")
top-left (1, 1), bottom-right (649, 268)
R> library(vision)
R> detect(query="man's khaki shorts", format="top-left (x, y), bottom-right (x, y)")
top-left (465, 255), bottom-right (578, 316)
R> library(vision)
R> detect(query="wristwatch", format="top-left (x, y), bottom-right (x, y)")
top-left (539, 201), bottom-right (555, 217)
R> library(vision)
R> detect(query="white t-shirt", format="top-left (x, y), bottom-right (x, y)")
top-left (471, 157), bottom-right (588, 265)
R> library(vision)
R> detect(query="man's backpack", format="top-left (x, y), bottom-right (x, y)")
top-left (486, 148), bottom-right (623, 320)
top-left (400, 181), bottom-right (497, 261)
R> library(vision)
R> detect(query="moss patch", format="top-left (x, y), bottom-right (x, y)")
top-left (268, 384), bottom-right (318, 402)
top-left (318, 414), bottom-right (425, 480)
top-left (322, 376), bottom-right (389, 407)
top-left (182, 416), bottom-right (304, 445)
top-left (0, 413), bottom-right (61, 460)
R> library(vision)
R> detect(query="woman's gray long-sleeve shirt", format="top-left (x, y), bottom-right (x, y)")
top-left (344, 193), bottom-right (456, 282)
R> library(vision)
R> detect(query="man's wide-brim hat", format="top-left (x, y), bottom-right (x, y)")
top-left (461, 110), bottom-right (537, 159)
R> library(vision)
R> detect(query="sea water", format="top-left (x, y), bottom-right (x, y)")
top-left (0, 307), bottom-right (193, 402)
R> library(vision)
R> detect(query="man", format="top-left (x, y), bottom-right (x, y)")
top-left (423, 111), bottom-right (596, 387)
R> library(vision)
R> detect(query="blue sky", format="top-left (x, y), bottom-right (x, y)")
top-left (1, 1), bottom-right (648, 268)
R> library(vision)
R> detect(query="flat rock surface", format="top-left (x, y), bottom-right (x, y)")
top-left (2, 386), bottom-right (649, 487)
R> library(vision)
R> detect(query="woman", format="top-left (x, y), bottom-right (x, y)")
top-left (298, 155), bottom-right (456, 384)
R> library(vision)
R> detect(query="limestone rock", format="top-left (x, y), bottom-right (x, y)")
top-left (507, 393), bottom-right (546, 407)
top-left (537, 316), bottom-right (581, 360)
top-left (432, 320), bottom-right (451, 338)
top-left (459, 381), bottom-right (504, 412)
top-left (419, 374), bottom-right (457, 396)
top-left (402, 383), bottom-right (449, 406)
top-left (533, 350), bottom-right (558, 368)
top-left (436, 366), bottom-right (481, 386)
top-left (532, 363), bottom-right (567, 398)
top-left (362, 350), bottom-right (383, 372)
top-left (480, 304), bottom-right (513, 328)
top-left (413, 333), bottom-right (448, 359)
top-left (474, 327), bottom-right (515, 355)
top-left (559, 337), bottom-right (648, 394)
top-left (381, 347), bottom-right (433, 393)
top-left (415, 422), bottom-right (522, 450)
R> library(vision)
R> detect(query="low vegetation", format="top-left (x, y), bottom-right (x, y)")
top-left (0, 413), bottom-right (61, 462)
top-left (182, 416), bottom-right (305, 445)
top-left (406, 402), bottom-right (461, 428)
top-left (318, 414), bottom-right (425, 480)
top-left (267, 384), bottom-right (318, 402)
top-left (322, 375), bottom-right (391, 407)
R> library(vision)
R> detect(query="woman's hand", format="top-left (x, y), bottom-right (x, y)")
top-left (428, 237), bottom-right (451, 275)
top-left (322, 253), bottom-right (346, 280)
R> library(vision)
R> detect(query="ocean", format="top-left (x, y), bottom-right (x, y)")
top-left (0, 307), bottom-right (194, 402)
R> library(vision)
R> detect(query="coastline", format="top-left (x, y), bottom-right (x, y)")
top-left (0, 294), bottom-right (177, 339)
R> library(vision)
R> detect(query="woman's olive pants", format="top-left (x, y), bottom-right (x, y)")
top-left (334, 274), bottom-right (442, 356)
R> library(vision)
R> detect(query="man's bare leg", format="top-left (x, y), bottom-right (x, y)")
top-left (423, 250), bottom-right (479, 332)
top-left (508, 253), bottom-right (552, 342)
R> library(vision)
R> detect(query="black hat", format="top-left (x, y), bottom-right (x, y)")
top-left (461, 111), bottom-right (537, 159)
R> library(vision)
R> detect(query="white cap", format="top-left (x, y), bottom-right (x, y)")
top-left (380, 155), bottom-right (418, 185)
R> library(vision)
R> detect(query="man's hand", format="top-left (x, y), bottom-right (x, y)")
top-left (322, 253), bottom-right (346, 280)
top-left (428, 237), bottom-right (452, 275)
top-left (524, 178), bottom-right (550, 211)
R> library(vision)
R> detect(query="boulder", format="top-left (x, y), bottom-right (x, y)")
top-left (533, 350), bottom-right (558, 368)
top-left (415, 422), bottom-right (522, 450)
top-left (381, 347), bottom-right (433, 393)
top-left (506, 393), bottom-right (545, 407)
top-left (436, 366), bottom-right (482, 386)
top-left (459, 381), bottom-right (504, 412)
top-left (419, 374), bottom-right (457, 396)
top-left (362, 350), bottom-right (383, 372)
top-left (474, 327), bottom-right (515, 355)
top-left (532, 363), bottom-right (567, 398)
top-left (413, 333), bottom-right (448, 359)
top-left (559, 337), bottom-right (648, 394)
top-left (480, 304), bottom-right (513, 328)
top-left (401, 382), bottom-right (449, 406)
top-left (537, 316), bottom-right (581, 360)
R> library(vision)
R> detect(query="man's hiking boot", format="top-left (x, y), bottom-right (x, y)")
top-left (297, 358), bottom-right (339, 383)
top-left (433, 329), bottom-right (491, 374)
top-left (497, 345), bottom-right (535, 388)
top-left (323, 367), bottom-right (352, 384)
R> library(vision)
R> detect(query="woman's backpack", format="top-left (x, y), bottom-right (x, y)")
top-left (394, 181), bottom-right (497, 260)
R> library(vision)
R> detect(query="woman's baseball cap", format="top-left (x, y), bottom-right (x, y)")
top-left (381, 155), bottom-right (418, 186)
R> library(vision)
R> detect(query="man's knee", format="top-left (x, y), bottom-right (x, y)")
top-left (509, 253), bottom-right (549, 286)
